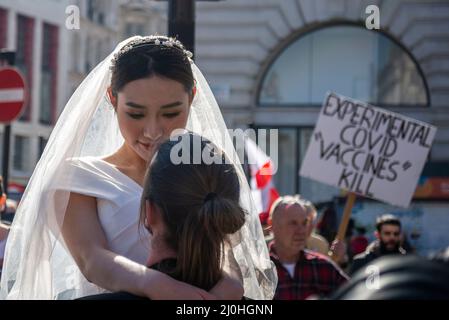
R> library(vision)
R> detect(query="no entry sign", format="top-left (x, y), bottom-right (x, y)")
top-left (0, 67), bottom-right (27, 123)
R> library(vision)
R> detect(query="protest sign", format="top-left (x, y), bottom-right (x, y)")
top-left (300, 92), bottom-right (436, 208)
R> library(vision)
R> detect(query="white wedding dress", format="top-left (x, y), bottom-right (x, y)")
top-left (0, 36), bottom-right (277, 300)
top-left (41, 156), bottom-right (151, 300)
top-left (59, 157), bottom-right (149, 265)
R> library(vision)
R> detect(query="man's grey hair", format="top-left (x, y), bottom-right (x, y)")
top-left (268, 194), bottom-right (317, 224)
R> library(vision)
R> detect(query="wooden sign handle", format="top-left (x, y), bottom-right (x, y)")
top-left (330, 192), bottom-right (356, 262)
top-left (336, 192), bottom-right (356, 241)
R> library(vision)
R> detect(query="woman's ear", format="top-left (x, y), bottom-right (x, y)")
top-left (144, 200), bottom-right (153, 233)
top-left (145, 200), bottom-right (162, 230)
top-left (189, 86), bottom-right (197, 105)
top-left (107, 87), bottom-right (117, 108)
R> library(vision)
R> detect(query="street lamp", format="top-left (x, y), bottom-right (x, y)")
top-left (156, 0), bottom-right (223, 57)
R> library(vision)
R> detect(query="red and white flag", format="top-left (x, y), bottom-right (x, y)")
top-left (244, 136), bottom-right (279, 225)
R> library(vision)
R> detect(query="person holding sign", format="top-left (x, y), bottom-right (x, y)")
top-left (303, 199), bottom-right (348, 266)
top-left (300, 92), bottom-right (436, 268)
top-left (267, 196), bottom-right (348, 300)
top-left (349, 214), bottom-right (406, 275)
top-left (304, 201), bottom-right (330, 255)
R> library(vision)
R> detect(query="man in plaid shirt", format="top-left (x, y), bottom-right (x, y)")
top-left (267, 195), bottom-right (349, 300)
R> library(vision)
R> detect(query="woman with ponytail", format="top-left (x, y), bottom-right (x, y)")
top-left (80, 132), bottom-right (248, 299)
top-left (1, 35), bottom-right (276, 300)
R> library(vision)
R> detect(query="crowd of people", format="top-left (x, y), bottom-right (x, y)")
top-left (258, 195), bottom-right (429, 299)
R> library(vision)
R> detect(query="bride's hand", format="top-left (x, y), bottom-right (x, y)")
top-left (145, 270), bottom-right (215, 300)
top-left (209, 273), bottom-right (244, 300)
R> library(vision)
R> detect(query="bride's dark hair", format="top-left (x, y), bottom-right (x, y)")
top-left (110, 35), bottom-right (194, 97)
top-left (140, 132), bottom-right (246, 291)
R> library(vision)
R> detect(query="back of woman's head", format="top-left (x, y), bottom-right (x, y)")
top-left (141, 132), bottom-right (246, 290)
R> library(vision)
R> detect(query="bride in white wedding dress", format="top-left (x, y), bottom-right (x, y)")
top-left (0, 35), bottom-right (277, 300)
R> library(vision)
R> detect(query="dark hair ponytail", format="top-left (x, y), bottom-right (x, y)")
top-left (177, 196), bottom-right (245, 290)
top-left (140, 132), bottom-right (246, 290)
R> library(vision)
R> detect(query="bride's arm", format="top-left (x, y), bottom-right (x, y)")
top-left (62, 192), bottom-right (212, 299)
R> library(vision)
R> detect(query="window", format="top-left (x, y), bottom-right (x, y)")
top-left (125, 23), bottom-right (145, 38)
top-left (0, 7), bottom-right (7, 48)
top-left (13, 135), bottom-right (31, 172)
top-left (259, 24), bottom-right (429, 107)
top-left (273, 128), bottom-right (297, 196)
top-left (87, 0), bottom-right (96, 21)
top-left (256, 24), bottom-right (430, 202)
top-left (16, 15), bottom-right (35, 121)
top-left (254, 126), bottom-right (340, 203)
top-left (85, 36), bottom-right (92, 72)
top-left (40, 23), bottom-right (58, 125)
top-left (87, 0), bottom-right (106, 25)
top-left (71, 33), bottom-right (81, 72)
top-left (38, 136), bottom-right (48, 159)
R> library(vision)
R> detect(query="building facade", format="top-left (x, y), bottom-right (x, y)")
top-left (0, 0), bottom-right (167, 185)
top-left (192, 0), bottom-right (449, 203)
top-left (1, 0), bottom-right (448, 195)
top-left (191, 0), bottom-right (449, 254)
top-left (0, 0), bottom-right (152, 187)
top-left (0, 0), bottom-right (72, 186)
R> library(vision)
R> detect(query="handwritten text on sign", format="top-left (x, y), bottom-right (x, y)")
top-left (300, 92), bottom-right (436, 208)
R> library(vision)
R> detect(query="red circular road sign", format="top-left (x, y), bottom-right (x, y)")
top-left (0, 67), bottom-right (27, 123)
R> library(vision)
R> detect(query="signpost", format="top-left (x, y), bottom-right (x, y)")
top-left (0, 67), bottom-right (27, 122)
top-left (0, 50), bottom-right (27, 196)
top-left (300, 92), bottom-right (437, 249)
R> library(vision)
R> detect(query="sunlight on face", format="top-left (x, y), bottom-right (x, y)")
top-left (272, 204), bottom-right (311, 254)
top-left (115, 75), bottom-right (193, 162)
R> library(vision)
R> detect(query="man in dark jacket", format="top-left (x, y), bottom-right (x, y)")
top-left (350, 214), bottom-right (406, 275)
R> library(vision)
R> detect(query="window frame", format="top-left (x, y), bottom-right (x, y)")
top-left (255, 21), bottom-right (431, 109)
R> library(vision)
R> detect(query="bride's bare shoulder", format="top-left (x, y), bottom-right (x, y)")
top-left (101, 154), bottom-right (116, 165)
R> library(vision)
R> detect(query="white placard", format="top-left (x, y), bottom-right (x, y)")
top-left (300, 92), bottom-right (437, 208)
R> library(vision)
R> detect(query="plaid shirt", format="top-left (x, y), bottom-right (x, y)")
top-left (269, 242), bottom-right (349, 300)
